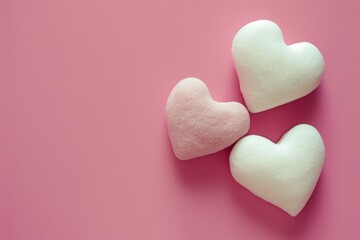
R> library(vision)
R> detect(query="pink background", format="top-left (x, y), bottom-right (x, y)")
top-left (1, 0), bottom-right (359, 239)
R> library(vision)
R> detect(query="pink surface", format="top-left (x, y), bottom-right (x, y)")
top-left (166, 78), bottom-right (249, 160)
top-left (0, 0), bottom-right (359, 239)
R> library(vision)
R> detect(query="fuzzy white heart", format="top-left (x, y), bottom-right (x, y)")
top-left (229, 124), bottom-right (325, 216)
top-left (232, 20), bottom-right (325, 113)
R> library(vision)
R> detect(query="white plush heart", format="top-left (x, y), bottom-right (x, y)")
top-left (229, 124), bottom-right (325, 216)
top-left (232, 20), bottom-right (325, 113)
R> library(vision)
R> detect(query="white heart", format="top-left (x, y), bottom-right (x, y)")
top-left (232, 20), bottom-right (325, 113)
top-left (229, 124), bottom-right (325, 216)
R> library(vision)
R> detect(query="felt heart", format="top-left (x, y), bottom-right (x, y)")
top-left (229, 124), bottom-right (325, 216)
top-left (232, 20), bottom-right (325, 113)
top-left (166, 78), bottom-right (250, 160)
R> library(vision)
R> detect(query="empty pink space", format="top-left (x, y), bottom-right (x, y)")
top-left (0, 0), bottom-right (359, 239)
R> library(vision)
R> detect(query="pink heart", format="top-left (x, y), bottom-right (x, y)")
top-left (166, 78), bottom-right (250, 160)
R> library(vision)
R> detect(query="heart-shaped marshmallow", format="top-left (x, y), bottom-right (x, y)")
top-left (229, 124), bottom-right (325, 216)
top-left (166, 78), bottom-right (250, 160)
top-left (232, 20), bottom-right (325, 113)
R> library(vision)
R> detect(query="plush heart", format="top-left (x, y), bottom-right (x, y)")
top-left (232, 20), bottom-right (325, 113)
top-left (166, 78), bottom-right (250, 160)
top-left (229, 124), bottom-right (325, 216)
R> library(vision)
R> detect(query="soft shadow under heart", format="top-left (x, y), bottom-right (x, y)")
top-left (228, 174), bottom-right (324, 238)
top-left (165, 130), bottom-right (232, 188)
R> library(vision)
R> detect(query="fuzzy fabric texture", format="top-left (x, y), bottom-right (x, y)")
top-left (166, 78), bottom-right (250, 160)
top-left (229, 124), bottom-right (325, 216)
top-left (232, 20), bottom-right (325, 113)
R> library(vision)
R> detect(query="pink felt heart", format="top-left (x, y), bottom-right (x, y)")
top-left (166, 78), bottom-right (250, 160)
